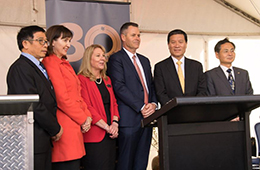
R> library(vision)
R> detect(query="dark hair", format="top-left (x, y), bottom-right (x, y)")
top-left (214, 38), bottom-right (236, 53)
top-left (46, 25), bottom-right (73, 56)
top-left (17, 25), bottom-right (45, 51)
top-left (167, 29), bottom-right (188, 44)
top-left (120, 22), bottom-right (139, 36)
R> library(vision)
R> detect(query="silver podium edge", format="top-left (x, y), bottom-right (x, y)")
top-left (0, 95), bottom-right (39, 170)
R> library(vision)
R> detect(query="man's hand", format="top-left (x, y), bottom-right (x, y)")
top-left (52, 126), bottom-right (63, 141)
top-left (231, 116), bottom-right (240, 122)
top-left (141, 103), bottom-right (156, 118)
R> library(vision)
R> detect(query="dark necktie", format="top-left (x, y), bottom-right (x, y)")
top-left (39, 62), bottom-right (48, 79)
top-left (39, 62), bottom-right (46, 70)
top-left (227, 68), bottom-right (235, 93)
top-left (39, 62), bottom-right (53, 89)
top-left (132, 55), bottom-right (148, 104)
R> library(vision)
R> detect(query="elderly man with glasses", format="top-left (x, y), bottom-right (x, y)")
top-left (7, 25), bottom-right (63, 170)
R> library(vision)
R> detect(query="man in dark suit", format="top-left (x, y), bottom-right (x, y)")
top-left (205, 38), bottom-right (253, 96)
top-left (7, 25), bottom-right (63, 170)
top-left (107, 22), bottom-right (157, 170)
top-left (154, 29), bottom-right (207, 106)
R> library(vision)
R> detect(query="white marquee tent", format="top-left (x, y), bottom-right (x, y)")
top-left (1, 0), bottom-right (260, 169)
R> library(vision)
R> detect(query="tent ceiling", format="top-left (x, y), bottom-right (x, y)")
top-left (215, 0), bottom-right (260, 26)
top-left (225, 0), bottom-right (260, 21)
top-left (0, 0), bottom-right (259, 35)
top-left (131, 0), bottom-right (260, 35)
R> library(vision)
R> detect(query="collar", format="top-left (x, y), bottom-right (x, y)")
top-left (47, 54), bottom-right (68, 64)
top-left (171, 56), bottom-right (185, 64)
top-left (123, 47), bottom-right (137, 58)
top-left (21, 52), bottom-right (40, 66)
top-left (220, 64), bottom-right (233, 72)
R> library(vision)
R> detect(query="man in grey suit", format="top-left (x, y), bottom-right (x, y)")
top-left (205, 38), bottom-right (253, 96)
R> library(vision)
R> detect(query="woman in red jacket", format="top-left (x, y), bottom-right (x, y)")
top-left (78, 44), bottom-right (119, 170)
top-left (42, 25), bottom-right (92, 170)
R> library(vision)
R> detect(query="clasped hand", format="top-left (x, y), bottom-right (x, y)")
top-left (141, 103), bottom-right (156, 118)
top-left (81, 116), bottom-right (92, 133)
top-left (104, 122), bottom-right (119, 139)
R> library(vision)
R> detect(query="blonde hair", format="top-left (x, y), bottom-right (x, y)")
top-left (78, 44), bottom-right (107, 81)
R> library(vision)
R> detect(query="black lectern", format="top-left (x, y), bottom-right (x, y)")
top-left (142, 95), bottom-right (260, 170)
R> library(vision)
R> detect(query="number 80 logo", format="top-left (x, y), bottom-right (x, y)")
top-left (62, 23), bottom-right (121, 62)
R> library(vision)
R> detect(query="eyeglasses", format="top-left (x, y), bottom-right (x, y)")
top-left (27, 39), bottom-right (49, 46)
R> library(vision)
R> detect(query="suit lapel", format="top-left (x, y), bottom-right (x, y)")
top-left (184, 58), bottom-right (191, 93)
top-left (21, 56), bottom-right (56, 99)
top-left (233, 67), bottom-right (240, 94)
top-left (216, 66), bottom-right (234, 94)
top-left (185, 58), bottom-right (200, 94)
top-left (121, 50), bottom-right (143, 84)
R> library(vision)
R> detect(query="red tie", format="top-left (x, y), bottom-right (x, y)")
top-left (132, 55), bottom-right (148, 104)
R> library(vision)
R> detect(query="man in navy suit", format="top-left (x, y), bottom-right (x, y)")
top-left (7, 26), bottom-right (63, 170)
top-left (205, 38), bottom-right (253, 96)
top-left (154, 29), bottom-right (207, 106)
top-left (107, 22), bottom-right (157, 170)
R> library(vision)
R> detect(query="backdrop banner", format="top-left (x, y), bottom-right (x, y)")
top-left (46, 0), bottom-right (130, 72)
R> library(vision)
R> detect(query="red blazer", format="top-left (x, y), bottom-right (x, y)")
top-left (78, 74), bottom-right (119, 143)
top-left (42, 54), bottom-right (92, 162)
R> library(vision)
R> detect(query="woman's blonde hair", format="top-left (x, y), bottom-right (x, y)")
top-left (78, 44), bottom-right (107, 81)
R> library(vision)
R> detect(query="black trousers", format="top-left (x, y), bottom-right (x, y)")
top-left (52, 159), bottom-right (80, 170)
top-left (34, 149), bottom-right (52, 170)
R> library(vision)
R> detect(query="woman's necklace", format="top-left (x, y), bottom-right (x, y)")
top-left (95, 78), bottom-right (102, 84)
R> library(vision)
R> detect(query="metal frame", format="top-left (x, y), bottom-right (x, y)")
top-left (0, 95), bottom-right (38, 170)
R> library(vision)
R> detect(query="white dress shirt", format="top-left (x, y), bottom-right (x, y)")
top-left (220, 65), bottom-right (235, 80)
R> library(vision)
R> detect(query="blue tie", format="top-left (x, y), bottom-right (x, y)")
top-left (39, 62), bottom-right (45, 69)
top-left (39, 62), bottom-right (49, 79)
top-left (39, 62), bottom-right (53, 89)
top-left (227, 69), bottom-right (235, 93)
